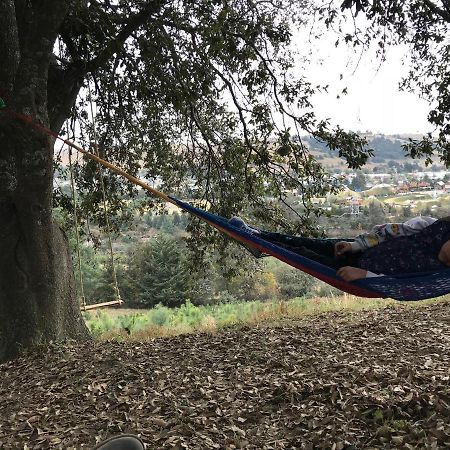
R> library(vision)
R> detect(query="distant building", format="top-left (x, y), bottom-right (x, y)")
top-left (345, 197), bottom-right (363, 215)
top-left (396, 181), bottom-right (431, 193)
top-left (418, 181), bottom-right (432, 190)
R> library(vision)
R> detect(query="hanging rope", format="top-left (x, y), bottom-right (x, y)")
top-left (68, 144), bottom-right (87, 310)
top-left (87, 86), bottom-right (122, 302)
top-left (0, 92), bottom-right (175, 205)
top-left (56, 39), bottom-right (85, 310)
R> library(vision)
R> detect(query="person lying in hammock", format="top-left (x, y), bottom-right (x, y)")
top-left (229, 216), bottom-right (450, 281)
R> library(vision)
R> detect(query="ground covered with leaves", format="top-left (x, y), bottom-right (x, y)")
top-left (1, 301), bottom-right (450, 449)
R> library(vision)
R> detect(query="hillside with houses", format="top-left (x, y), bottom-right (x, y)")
top-left (299, 133), bottom-right (450, 218)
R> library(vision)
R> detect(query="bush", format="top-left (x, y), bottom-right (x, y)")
top-left (274, 266), bottom-right (315, 299)
top-left (86, 311), bottom-right (117, 336)
top-left (171, 300), bottom-right (205, 327)
top-left (150, 304), bottom-right (171, 326)
top-left (306, 281), bottom-right (342, 298)
top-left (252, 272), bottom-right (279, 300)
top-left (117, 314), bottom-right (147, 334)
top-left (213, 291), bottom-right (238, 304)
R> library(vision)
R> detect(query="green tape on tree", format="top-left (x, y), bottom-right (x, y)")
top-left (0, 98), bottom-right (6, 109)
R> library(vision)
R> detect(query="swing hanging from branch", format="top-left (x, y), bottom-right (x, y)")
top-left (68, 145), bottom-right (124, 311)
top-left (66, 87), bottom-right (124, 312)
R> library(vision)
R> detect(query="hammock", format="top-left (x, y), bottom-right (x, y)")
top-left (169, 196), bottom-right (450, 302)
top-left (2, 99), bottom-right (450, 302)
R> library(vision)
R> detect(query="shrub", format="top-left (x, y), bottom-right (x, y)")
top-left (171, 300), bottom-right (205, 327)
top-left (214, 291), bottom-right (238, 304)
top-left (274, 266), bottom-right (315, 299)
top-left (150, 304), bottom-right (171, 326)
top-left (117, 314), bottom-right (146, 334)
top-left (306, 281), bottom-right (341, 298)
top-left (86, 311), bottom-right (117, 336)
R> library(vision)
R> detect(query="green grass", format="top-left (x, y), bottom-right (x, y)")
top-left (83, 295), bottom-right (400, 341)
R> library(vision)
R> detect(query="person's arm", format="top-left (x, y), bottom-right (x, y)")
top-left (337, 266), bottom-right (384, 281)
top-left (348, 216), bottom-right (437, 252)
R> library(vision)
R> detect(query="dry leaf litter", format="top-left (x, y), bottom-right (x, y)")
top-left (1, 302), bottom-right (450, 449)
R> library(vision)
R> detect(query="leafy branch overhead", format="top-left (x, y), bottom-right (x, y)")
top-left (50, 0), bottom-right (372, 237)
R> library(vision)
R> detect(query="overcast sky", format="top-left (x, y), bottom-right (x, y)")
top-left (294, 29), bottom-right (433, 135)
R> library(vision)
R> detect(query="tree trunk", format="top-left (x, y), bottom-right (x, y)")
top-left (0, 118), bottom-right (91, 362)
top-left (0, 0), bottom-right (90, 361)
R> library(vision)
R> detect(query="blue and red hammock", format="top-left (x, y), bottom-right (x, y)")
top-left (171, 196), bottom-right (450, 301)
top-left (2, 99), bottom-right (450, 302)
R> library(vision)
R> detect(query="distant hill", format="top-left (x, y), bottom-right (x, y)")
top-left (364, 184), bottom-right (396, 196)
top-left (301, 133), bottom-right (435, 171)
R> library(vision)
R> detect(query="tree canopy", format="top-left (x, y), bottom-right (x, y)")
top-left (50, 0), bottom-right (373, 238)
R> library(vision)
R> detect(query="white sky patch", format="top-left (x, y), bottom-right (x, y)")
top-left (292, 27), bottom-right (433, 135)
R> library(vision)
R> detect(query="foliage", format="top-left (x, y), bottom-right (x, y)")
top-left (83, 295), bottom-right (393, 338)
top-left (349, 171), bottom-right (367, 191)
top-left (68, 183), bottom-right (450, 311)
top-left (252, 272), bottom-right (279, 301)
top-left (363, 200), bottom-right (387, 227)
top-left (49, 0), bottom-right (377, 250)
top-left (123, 233), bottom-right (189, 308)
top-left (271, 265), bottom-right (316, 299)
top-left (90, 260), bottom-right (122, 304)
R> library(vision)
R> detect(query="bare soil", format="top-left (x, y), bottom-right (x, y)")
top-left (1, 301), bottom-right (450, 449)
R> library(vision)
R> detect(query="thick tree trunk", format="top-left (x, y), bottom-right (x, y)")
top-left (0, 119), bottom-right (91, 361)
top-left (0, 0), bottom-right (90, 361)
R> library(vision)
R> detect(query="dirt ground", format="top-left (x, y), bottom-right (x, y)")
top-left (1, 301), bottom-right (450, 449)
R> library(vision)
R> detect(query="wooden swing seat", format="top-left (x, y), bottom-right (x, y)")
top-left (80, 299), bottom-right (124, 311)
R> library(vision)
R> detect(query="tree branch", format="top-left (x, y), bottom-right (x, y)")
top-left (84, 0), bottom-right (167, 75)
top-left (47, 61), bottom-right (84, 133)
top-left (49, 1), bottom-right (165, 132)
top-left (422, 0), bottom-right (450, 22)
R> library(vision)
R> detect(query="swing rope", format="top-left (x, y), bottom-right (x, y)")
top-left (1, 102), bottom-right (175, 208)
top-left (87, 87), bottom-right (122, 304)
top-left (68, 145), bottom-right (87, 310)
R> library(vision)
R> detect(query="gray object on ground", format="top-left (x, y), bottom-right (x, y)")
top-left (92, 434), bottom-right (145, 450)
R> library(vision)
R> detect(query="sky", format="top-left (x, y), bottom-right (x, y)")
top-left (294, 30), bottom-right (433, 135)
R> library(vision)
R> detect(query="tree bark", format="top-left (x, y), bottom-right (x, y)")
top-left (0, 118), bottom-right (91, 362)
top-left (0, 0), bottom-right (90, 361)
